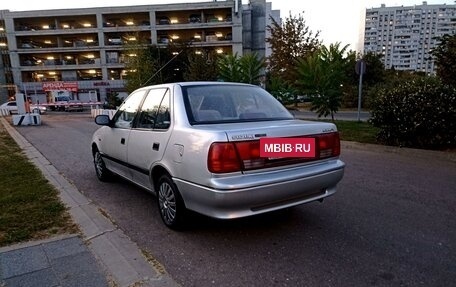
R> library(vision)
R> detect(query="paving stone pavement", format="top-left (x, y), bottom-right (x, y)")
top-left (0, 235), bottom-right (109, 287)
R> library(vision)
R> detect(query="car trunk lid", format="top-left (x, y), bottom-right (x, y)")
top-left (206, 120), bottom-right (341, 173)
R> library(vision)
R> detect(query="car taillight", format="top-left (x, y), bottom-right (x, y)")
top-left (208, 143), bottom-right (241, 173)
top-left (316, 132), bottom-right (340, 158)
top-left (208, 141), bottom-right (264, 173)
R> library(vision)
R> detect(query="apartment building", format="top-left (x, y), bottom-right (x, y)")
top-left (0, 0), bottom-right (278, 104)
top-left (363, 1), bottom-right (456, 74)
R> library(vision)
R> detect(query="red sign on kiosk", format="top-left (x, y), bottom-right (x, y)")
top-left (42, 82), bottom-right (78, 92)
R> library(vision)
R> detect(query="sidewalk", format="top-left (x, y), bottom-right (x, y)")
top-left (0, 117), bottom-right (179, 287)
top-left (0, 235), bottom-right (109, 287)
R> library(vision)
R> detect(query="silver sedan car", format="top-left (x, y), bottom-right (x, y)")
top-left (91, 82), bottom-right (345, 229)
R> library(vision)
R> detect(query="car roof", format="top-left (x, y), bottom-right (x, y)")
top-left (140, 81), bottom-right (255, 89)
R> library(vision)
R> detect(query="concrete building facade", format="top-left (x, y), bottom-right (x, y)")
top-left (0, 0), bottom-right (278, 103)
top-left (363, 1), bottom-right (456, 74)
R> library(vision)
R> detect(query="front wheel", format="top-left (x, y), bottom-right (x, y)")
top-left (157, 174), bottom-right (186, 229)
top-left (93, 150), bottom-right (112, 181)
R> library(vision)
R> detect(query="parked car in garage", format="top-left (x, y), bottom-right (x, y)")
top-left (0, 101), bottom-right (18, 114)
top-left (91, 82), bottom-right (345, 229)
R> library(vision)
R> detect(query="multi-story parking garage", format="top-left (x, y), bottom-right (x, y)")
top-left (0, 0), bottom-right (279, 104)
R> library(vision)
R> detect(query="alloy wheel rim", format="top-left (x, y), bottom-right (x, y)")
top-left (159, 182), bottom-right (176, 224)
top-left (95, 152), bottom-right (103, 176)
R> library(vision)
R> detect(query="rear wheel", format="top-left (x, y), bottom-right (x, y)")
top-left (157, 174), bottom-right (186, 229)
top-left (93, 150), bottom-right (112, 181)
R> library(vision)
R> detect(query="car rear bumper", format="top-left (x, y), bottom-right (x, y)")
top-left (174, 159), bottom-right (345, 219)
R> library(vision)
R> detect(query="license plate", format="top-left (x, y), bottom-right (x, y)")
top-left (260, 138), bottom-right (316, 158)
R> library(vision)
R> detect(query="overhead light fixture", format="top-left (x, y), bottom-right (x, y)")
top-left (216, 49), bottom-right (223, 54)
top-left (44, 40), bottom-right (52, 44)
top-left (170, 19), bottom-right (179, 24)
top-left (62, 24), bottom-right (70, 29)
top-left (86, 39), bottom-right (94, 43)
top-left (88, 70), bottom-right (96, 74)
top-left (83, 23), bottom-right (92, 27)
top-left (126, 21), bottom-right (134, 25)
top-left (195, 50), bottom-right (202, 55)
top-left (49, 71), bottom-right (56, 75)
top-left (86, 54), bottom-right (95, 58)
top-left (171, 35), bottom-right (180, 40)
top-left (42, 25), bottom-right (50, 29)
top-left (0, 43), bottom-right (6, 47)
top-left (215, 32), bottom-right (223, 37)
top-left (46, 56), bottom-right (55, 60)
top-left (128, 36), bottom-right (137, 41)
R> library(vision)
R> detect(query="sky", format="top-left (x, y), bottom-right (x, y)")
top-left (1, 0), bottom-right (453, 51)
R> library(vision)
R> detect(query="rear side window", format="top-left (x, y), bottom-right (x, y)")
top-left (182, 84), bottom-right (293, 124)
top-left (136, 88), bottom-right (170, 130)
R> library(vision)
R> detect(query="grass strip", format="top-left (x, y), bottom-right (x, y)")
top-left (0, 123), bottom-right (78, 247)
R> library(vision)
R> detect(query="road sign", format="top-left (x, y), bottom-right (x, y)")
top-left (355, 59), bottom-right (366, 75)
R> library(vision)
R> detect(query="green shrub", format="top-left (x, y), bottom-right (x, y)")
top-left (370, 77), bottom-right (456, 149)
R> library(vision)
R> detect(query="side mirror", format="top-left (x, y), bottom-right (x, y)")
top-left (95, 114), bottom-right (111, 126)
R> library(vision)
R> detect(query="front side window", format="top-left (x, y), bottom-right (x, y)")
top-left (137, 88), bottom-right (170, 130)
top-left (182, 84), bottom-right (293, 124)
top-left (112, 90), bottom-right (145, 129)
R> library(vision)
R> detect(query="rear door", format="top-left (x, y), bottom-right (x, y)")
top-left (127, 88), bottom-right (172, 190)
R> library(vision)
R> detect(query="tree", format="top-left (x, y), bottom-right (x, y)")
top-left (265, 73), bottom-right (297, 105)
top-left (239, 53), bottom-right (265, 85)
top-left (218, 53), bottom-right (265, 84)
top-left (104, 91), bottom-right (123, 109)
top-left (295, 43), bottom-right (350, 121)
top-left (431, 33), bottom-right (456, 87)
top-left (218, 53), bottom-right (242, 82)
top-left (362, 52), bottom-right (386, 87)
top-left (123, 37), bottom-right (158, 93)
top-left (123, 40), bottom-right (190, 93)
top-left (184, 50), bottom-right (219, 81)
top-left (266, 12), bottom-right (321, 85)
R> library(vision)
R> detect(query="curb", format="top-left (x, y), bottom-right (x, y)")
top-left (0, 117), bottom-right (180, 287)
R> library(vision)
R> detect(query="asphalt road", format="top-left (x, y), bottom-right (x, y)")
top-left (13, 113), bottom-right (456, 287)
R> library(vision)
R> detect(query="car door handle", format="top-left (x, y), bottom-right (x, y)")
top-left (153, 142), bottom-right (160, 151)
top-left (121, 138), bottom-right (125, 144)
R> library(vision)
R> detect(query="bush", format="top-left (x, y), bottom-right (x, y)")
top-left (370, 77), bottom-right (456, 149)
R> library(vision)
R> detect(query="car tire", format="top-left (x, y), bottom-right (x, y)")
top-left (157, 174), bottom-right (186, 229)
top-left (93, 150), bottom-right (112, 181)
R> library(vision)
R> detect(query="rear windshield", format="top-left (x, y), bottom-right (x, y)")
top-left (182, 84), bottom-right (293, 124)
